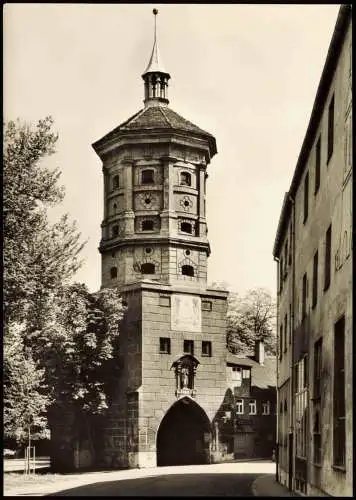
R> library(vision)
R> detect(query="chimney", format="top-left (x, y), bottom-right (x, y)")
top-left (255, 339), bottom-right (265, 365)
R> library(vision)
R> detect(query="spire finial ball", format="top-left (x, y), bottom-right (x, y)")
top-left (153, 8), bottom-right (158, 15)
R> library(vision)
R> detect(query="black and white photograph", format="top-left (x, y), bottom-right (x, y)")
top-left (3, 3), bottom-right (352, 497)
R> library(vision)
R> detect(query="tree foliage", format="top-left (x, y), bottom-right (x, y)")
top-left (3, 116), bottom-right (85, 324)
top-left (3, 117), bottom-right (110, 446)
top-left (30, 284), bottom-right (126, 415)
top-left (226, 287), bottom-right (277, 355)
top-left (4, 323), bottom-right (50, 444)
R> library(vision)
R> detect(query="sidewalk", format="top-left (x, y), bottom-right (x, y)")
top-left (252, 474), bottom-right (300, 496)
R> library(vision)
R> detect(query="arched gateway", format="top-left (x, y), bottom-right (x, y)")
top-left (157, 397), bottom-right (212, 466)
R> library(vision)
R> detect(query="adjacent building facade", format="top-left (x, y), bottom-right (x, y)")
top-left (273, 5), bottom-right (352, 496)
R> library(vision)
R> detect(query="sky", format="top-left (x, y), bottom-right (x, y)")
top-left (4, 3), bottom-right (341, 296)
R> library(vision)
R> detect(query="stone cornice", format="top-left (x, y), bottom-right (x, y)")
top-left (119, 280), bottom-right (229, 299)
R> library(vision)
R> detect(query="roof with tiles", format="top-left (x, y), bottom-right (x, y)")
top-left (226, 352), bottom-right (276, 389)
top-left (92, 105), bottom-right (217, 154)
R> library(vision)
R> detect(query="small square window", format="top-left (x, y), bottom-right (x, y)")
top-left (249, 399), bottom-right (257, 415)
top-left (202, 300), bottom-right (212, 311)
top-left (262, 401), bottom-right (271, 415)
top-left (159, 337), bottom-right (171, 354)
top-left (142, 169), bottom-right (154, 184)
top-left (183, 339), bottom-right (194, 355)
top-left (236, 399), bottom-right (244, 415)
top-left (159, 295), bottom-right (170, 307)
top-left (202, 341), bottom-right (212, 357)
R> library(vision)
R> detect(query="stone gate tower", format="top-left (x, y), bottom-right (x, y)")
top-left (92, 10), bottom-right (228, 468)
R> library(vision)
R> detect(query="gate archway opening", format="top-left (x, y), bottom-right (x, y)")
top-left (156, 397), bottom-right (211, 466)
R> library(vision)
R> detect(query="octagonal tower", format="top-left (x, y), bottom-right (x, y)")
top-left (92, 10), bottom-right (228, 469)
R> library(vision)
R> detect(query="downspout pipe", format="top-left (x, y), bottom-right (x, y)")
top-left (273, 255), bottom-right (280, 483)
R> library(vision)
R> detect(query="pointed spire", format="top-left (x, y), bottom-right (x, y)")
top-left (143, 9), bottom-right (167, 75)
top-left (142, 9), bottom-right (170, 107)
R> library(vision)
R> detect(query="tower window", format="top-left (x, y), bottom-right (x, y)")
top-left (112, 225), bottom-right (119, 237)
top-left (142, 169), bottom-right (154, 184)
top-left (142, 220), bottom-right (154, 231)
top-left (110, 266), bottom-right (117, 279)
top-left (159, 337), bottom-right (171, 354)
top-left (180, 172), bottom-right (191, 186)
top-left (113, 175), bottom-right (120, 189)
top-left (181, 222), bottom-right (192, 234)
top-left (202, 341), bottom-right (212, 357)
top-left (183, 339), bottom-right (194, 355)
top-left (141, 262), bottom-right (155, 274)
top-left (182, 265), bottom-right (194, 277)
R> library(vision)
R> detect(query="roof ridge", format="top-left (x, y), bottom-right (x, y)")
top-left (159, 106), bottom-right (173, 128)
top-left (167, 107), bottom-right (213, 137)
top-left (125, 107), bottom-right (147, 127)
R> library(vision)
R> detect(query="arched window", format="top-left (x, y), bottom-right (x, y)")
top-left (141, 263), bottom-right (155, 274)
top-left (142, 169), bottom-right (154, 184)
top-left (181, 222), bottom-right (192, 234)
top-left (180, 172), bottom-right (191, 186)
top-left (112, 175), bottom-right (120, 189)
top-left (110, 266), bottom-right (117, 279)
top-left (182, 265), bottom-right (194, 277)
top-left (142, 220), bottom-right (154, 231)
top-left (112, 225), bottom-right (119, 237)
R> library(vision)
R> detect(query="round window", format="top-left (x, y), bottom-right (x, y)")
top-left (145, 248), bottom-right (152, 254)
top-left (185, 250), bottom-right (190, 256)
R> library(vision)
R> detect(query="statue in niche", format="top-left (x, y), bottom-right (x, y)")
top-left (172, 354), bottom-right (199, 397)
top-left (181, 367), bottom-right (189, 388)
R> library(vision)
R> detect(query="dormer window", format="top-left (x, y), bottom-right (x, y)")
top-left (112, 175), bottom-right (120, 189)
top-left (180, 172), bottom-right (191, 186)
top-left (182, 265), bottom-right (194, 277)
top-left (181, 222), bottom-right (192, 234)
top-left (142, 169), bottom-right (154, 184)
top-left (141, 263), bottom-right (155, 274)
top-left (142, 220), bottom-right (154, 231)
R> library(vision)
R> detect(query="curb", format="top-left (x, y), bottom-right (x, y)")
top-left (251, 474), bottom-right (268, 496)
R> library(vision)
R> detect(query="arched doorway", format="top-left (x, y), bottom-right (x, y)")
top-left (157, 397), bottom-right (211, 466)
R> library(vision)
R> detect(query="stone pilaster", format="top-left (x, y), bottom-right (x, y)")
top-left (160, 156), bottom-right (177, 236)
top-left (123, 160), bottom-right (135, 235)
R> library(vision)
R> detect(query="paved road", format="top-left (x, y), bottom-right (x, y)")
top-left (47, 463), bottom-right (275, 497)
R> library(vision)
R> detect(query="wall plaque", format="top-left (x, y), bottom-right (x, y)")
top-left (171, 294), bottom-right (201, 332)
